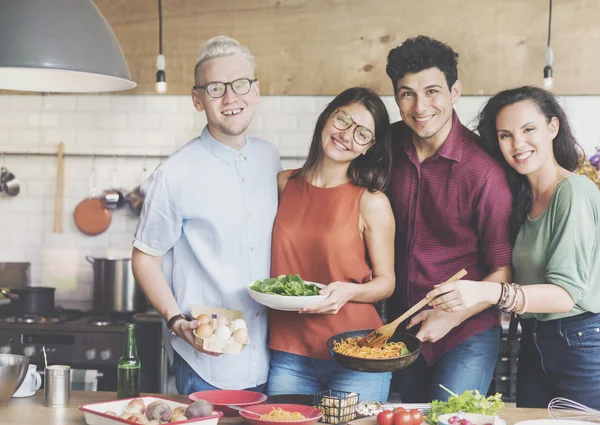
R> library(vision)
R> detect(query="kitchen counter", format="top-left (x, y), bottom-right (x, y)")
top-left (0, 391), bottom-right (550, 425)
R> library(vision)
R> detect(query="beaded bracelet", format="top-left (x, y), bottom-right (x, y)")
top-left (500, 283), bottom-right (512, 311)
top-left (507, 283), bottom-right (520, 313)
top-left (515, 286), bottom-right (529, 315)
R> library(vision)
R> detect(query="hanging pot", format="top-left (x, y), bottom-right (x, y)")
top-left (0, 287), bottom-right (55, 316)
top-left (0, 166), bottom-right (20, 197)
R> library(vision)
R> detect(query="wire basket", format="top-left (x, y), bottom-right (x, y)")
top-left (314, 389), bottom-right (359, 424)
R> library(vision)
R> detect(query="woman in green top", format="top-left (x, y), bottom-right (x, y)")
top-left (423, 86), bottom-right (600, 409)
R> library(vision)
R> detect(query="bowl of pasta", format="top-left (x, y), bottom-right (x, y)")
top-left (239, 403), bottom-right (324, 425)
top-left (327, 329), bottom-right (422, 373)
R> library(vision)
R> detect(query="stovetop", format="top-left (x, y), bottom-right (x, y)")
top-left (0, 308), bottom-right (136, 332)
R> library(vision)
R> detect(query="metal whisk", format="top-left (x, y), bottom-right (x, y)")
top-left (548, 397), bottom-right (600, 422)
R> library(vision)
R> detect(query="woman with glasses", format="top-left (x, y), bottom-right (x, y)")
top-left (266, 87), bottom-right (395, 401)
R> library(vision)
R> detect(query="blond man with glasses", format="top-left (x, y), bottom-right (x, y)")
top-left (132, 36), bottom-right (280, 393)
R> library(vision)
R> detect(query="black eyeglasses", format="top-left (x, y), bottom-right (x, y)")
top-left (332, 109), bottom-right (375, 146)
top-left (193, 78), bottom-right (257, 98)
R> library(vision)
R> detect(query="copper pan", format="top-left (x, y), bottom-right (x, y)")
top-left (74, 160), bottom-right (111, 236)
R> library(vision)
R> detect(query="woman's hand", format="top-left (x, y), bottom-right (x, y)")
top-left (426, 280), bottom-right (497, 312)
top-left (300, 281), bottom-right (358, 315)
top-left (173, 319), bottom-right (222, 357)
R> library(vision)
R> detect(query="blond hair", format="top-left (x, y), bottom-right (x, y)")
top-left (194, 36), bottom-right (256, 83)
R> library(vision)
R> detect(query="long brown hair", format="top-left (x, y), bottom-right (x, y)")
top-left (293, 87), bottom-right (392, 192)
top-left (476, 86), bottom-right (582, 241)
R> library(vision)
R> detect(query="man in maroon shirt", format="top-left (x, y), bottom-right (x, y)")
top-left (384, 36), bottom-right (513, 402)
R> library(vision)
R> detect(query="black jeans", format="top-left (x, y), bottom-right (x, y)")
top-left (517, 312), bottom-right (600, 409)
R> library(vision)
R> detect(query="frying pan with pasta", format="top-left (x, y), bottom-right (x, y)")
top-left (327, 328), bottom-right (421, 373)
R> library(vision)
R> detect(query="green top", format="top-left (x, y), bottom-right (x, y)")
top-left (513, 175), bottom-right (600, 321)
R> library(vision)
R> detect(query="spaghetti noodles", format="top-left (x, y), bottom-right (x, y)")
top-left (259, 407), bottom-right (308, 421)
top-left (333, 337), bottom-right (409, 359)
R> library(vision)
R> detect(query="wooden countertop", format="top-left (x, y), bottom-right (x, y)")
top-left (0, 391), bottom-right (551, 425)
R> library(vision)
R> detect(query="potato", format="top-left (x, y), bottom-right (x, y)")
top-left (173, 407), bottom-right (186, 416)
top-left (171, 413), bottom-right (189, 422)
top-left (126, 413), bottom-right (147, 423)
top-left (127, 398), bottom-right (147, 414)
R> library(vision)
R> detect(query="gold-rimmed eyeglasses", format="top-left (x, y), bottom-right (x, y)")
top-left (193, 78), bottom-right (257, 98)
top-left (332, 109), bottom-right (375, 146)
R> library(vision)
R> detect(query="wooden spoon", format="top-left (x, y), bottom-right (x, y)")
top-left (357, 268), bottom-right (468, 348)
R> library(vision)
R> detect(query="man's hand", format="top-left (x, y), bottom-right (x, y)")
top-left (407, 309), bottom-right (463, 343)
top-left (172, 319), bottom-right (222, 357)
top-left (300, 281), bottom-right (358, 315)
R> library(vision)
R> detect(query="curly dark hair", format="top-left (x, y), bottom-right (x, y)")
top-left (476, 86), bottom-right (582, 242)
top-left (386, 35), bottom-right (459, 92)
top-left (293, 87), bottom-right (392, 192)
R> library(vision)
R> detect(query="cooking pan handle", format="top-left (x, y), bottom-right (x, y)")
top-left (85, 256), bottom-right (96, 266)
top-left (0, 288), bottom-right (18, 301)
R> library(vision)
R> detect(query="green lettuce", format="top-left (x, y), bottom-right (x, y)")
top-left (425, 387), bottom-right (504, 425)
top-left (250, 274), bottom-right (321, 296)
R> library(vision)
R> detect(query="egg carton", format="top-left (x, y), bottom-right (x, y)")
top-left (191, 305), bottom-right (249, 355)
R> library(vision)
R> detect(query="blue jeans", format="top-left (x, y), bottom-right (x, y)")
top-left (267, 350), bottom-right (391, 402)
top-left (172, 351), bottom-right (266, 394)
top-left (517, 312), bottom-right (600, 409)
top-left (392, 326), bottom-right (501, 402)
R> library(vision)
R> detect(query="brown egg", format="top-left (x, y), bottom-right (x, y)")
top-left (196, 313), bottom-right (212, 325)
top-left (196, 323), bottom-right (214, 339)
top-left (232, 328), bottom-right (249, 344)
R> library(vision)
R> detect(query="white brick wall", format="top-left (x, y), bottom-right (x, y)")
top-left (0, 93), bottom-right (599, 307)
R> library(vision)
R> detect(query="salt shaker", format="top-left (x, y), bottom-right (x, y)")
top-left (44, 365), bottom-right (71, 407)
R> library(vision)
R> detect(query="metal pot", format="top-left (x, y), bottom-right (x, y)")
top-left (86, 257), bottom-right (147, 314)
top-left (0, 287), bottom-right (55, 316)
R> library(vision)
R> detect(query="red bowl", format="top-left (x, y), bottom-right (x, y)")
top-left (189, 389), bottom-right (267, 417)
top-left (239, 403), bottom-right (323, 425)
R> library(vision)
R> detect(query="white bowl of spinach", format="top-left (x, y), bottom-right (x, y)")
top-left (247, 274), bottom-right (328, 311)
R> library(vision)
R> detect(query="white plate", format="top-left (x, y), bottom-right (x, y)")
top-left (79, 396), bottom-right (223, 425)
top-left (515, 421), bottom-right (592, 425)
top-left (438, 413), bottom-right (506, 425)
top-left (247, 281), bottom-right (328, 311)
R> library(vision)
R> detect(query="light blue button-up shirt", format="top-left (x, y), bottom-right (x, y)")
top-left (133, 127), bottom-right (280, 389)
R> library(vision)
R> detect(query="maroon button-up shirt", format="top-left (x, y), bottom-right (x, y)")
top-left (387, 111), bottom-right (513, 365)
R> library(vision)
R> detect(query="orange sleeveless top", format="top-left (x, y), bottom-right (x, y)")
top-left (269, 173), bottom-right (383, 359)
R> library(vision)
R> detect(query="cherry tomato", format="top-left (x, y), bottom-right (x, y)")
top-left (377, 410), bottom-right (395, 425)
top-left (393, 407), bottom-right (407, 414)
top-left (409, 409), bottom-right (423, 425)
top-left (393, 410), bottom-right (413, 425)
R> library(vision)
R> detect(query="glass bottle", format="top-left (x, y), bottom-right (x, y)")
top-left (117, 322), bottom-right (141, 399)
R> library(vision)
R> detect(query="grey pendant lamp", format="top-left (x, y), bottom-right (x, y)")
top-left (0, 0), bottom-right (136, 93)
